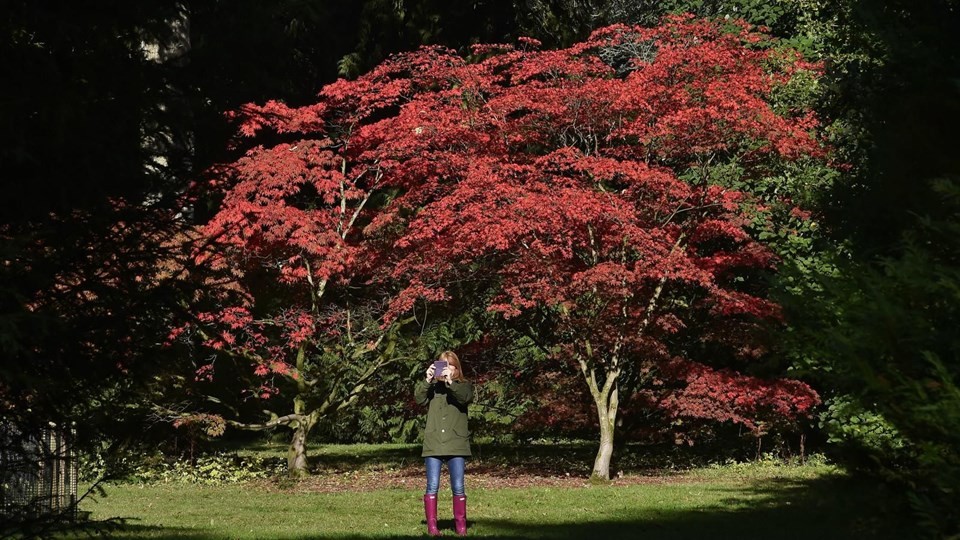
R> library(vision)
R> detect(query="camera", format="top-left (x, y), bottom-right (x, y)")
top-left (433, 360), bottom-right (448, 381)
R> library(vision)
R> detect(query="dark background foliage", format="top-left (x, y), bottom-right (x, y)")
top-left (1, 0), bottom-right (958, 535)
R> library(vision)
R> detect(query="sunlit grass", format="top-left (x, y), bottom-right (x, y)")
top-left (71, 457), bottom-right (909, 539)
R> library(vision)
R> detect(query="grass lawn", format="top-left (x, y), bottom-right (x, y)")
top-left (71, 450), bottom-right (912, 540)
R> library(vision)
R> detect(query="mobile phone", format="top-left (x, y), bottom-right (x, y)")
top-left (433, 360), bottom-right (448, 380)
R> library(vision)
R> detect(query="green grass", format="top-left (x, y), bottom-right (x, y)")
top-left (69, 458), bottom-right (912, 539)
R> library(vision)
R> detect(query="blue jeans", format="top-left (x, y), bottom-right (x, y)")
top-left (425, 456), bottom-right (465, 496)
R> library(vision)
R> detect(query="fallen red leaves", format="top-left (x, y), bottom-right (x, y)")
top-left (256, 463), bottom-right (701, 493)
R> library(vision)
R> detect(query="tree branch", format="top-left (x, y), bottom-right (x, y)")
top-left (226, 413), bottom-right (302, 431)
top-left (639, 231), bottom-right (687, 335)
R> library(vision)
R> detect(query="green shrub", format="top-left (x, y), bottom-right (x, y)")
top-left (109, 453), bottom-right (286, 485)
top-left (817, 395), bottom-right (908, 466)
top-left (801, 180), bottom-right (960, 537)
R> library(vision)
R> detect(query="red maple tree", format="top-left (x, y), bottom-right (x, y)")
top-left (362, 15), bottom-right (824, 478)
top-left (186, 15), bottom-right (824, 478)
top-left (176, 84), bottom-right (411, 475)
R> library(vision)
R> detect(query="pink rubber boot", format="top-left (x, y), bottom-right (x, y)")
top-left (453, 495), bottom-right (467, 536)
top-left (423, 494), bottom-right (441, 536)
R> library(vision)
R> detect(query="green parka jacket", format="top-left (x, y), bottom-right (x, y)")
top-left (414, 378), bottom-right (474, 457)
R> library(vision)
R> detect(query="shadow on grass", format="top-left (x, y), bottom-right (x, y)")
top-left (80, 473), bottom-right (912, 540)
top-left (60, 523), bottom-right (216, 540)
top-left (463, 474), bottom-right (909, 539)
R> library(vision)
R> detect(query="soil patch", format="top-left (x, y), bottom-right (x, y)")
top-left (257, 464), bottom-right (702, 493)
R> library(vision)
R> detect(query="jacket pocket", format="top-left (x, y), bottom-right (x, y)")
top-left (452, 419), bottom-right (470, 438)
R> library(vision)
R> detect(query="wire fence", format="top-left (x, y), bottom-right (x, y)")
top-left (0, 423), bottom-right (77, 522)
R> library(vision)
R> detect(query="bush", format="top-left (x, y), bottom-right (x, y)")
top-left (96, 452), bottom-right (286, 485)
top-left (802, 180), bottom-right (960, 537)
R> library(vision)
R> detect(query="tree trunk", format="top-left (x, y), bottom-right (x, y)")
top-left (139, 1), bottom-right (194, 204)
top-left (592, 382), bottom-right (618, 480)
top-left (579, 349), bottom-right (620, 481)
top-left (287, 343), bottom-right (313, 477)
top-left (287, 419), bottom-right (313, 477)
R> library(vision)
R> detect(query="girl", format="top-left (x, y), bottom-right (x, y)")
top-left (414, 350), bottom-right (473, 536)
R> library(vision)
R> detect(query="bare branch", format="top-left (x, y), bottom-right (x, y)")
top-left (226, 412), bottom-right (303, 431)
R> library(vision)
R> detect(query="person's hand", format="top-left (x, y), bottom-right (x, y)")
top-left (441, 365), bottom-right (457, 384)
top-left (425, 364), bottom-right (436, 382)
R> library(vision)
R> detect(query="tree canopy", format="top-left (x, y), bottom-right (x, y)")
top-left (183, 15), bottom-right (827, 479)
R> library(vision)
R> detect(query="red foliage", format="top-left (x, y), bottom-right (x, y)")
top-left (656, 357), bottom-right (820, 432)
top-left (188, 15), bottom-right (823, 432)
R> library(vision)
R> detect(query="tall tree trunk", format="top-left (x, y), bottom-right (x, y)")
top-left (579, 346), bottom-right (621, 481)
top-left (139, 1), bottom-right (195, 216)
